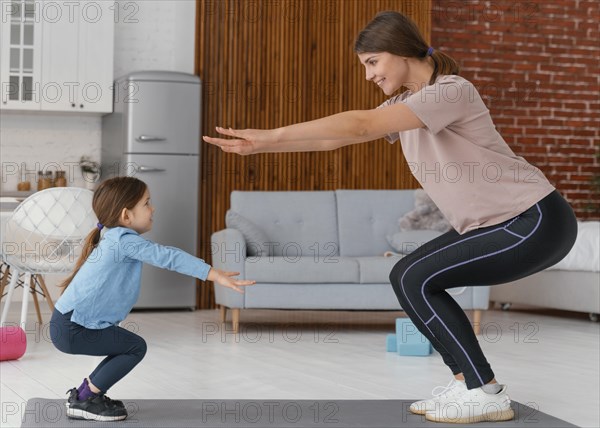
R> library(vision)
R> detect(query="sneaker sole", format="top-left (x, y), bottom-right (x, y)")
top-left (409, 404), bottom-right (428, 415)
top-left (425, 407), bottom-right (514, 424)
top-left (66, 408), bottom-right (127, 422)
top-left (410, 398), bottom-right (463, 416)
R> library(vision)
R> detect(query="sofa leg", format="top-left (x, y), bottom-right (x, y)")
top-left (232, 308), bottom-right (240, 334)
top-left (219, 305), bottom-right (227, 323)
top-left (473, 309), bottom-right (482, 335)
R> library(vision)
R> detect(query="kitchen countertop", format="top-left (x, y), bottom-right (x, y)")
top-left (1, 206), bottom-right (12, 246)
top-left (0, 192), bottom-right (32, 211)
top-left (0, 191), bottom-right (35, 198)
top-left (0, 188), bottom-right (88, 211)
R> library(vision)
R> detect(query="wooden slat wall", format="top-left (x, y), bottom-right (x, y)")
top-left (195, 0), bottom-right (430, 309)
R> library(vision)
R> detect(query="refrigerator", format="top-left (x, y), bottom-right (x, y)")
top-left (101, 71), bottom-right (201, 309)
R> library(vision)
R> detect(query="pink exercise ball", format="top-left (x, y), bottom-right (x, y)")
top-left (0, 326), bottom-right (27, 361)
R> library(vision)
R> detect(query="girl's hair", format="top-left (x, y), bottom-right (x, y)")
top-left (59, 176), bottom-right (147, 293)
top-left (354, 11), bottom-right (459, 86)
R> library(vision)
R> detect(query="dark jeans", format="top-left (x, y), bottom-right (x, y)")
top-left (49, 309), bottom-right (147, 392)
top-left (389, 190), bottom-right (577, 389)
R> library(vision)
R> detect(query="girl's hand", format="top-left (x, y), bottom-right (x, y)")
top-left (202, 127), bottom-right (277, 155)
top-left (207, 268), bottom-right (256, 293)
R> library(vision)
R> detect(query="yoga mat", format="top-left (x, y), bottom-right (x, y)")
top-left (19, 398), bottom-right (577, 427)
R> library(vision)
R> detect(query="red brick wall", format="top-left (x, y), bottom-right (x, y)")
top-left (431, 0), bottom-right (599, 219)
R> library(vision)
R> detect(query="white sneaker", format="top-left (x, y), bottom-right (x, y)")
top-left (409, 378), bottom-right (467, 415)
top-left (425, 384), bottom-right (514, 424)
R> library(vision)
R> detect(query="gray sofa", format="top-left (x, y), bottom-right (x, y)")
top-left (210, 190), bottom-right (491, 333)
top-left (490, 270), bottom-right (600, 319)
top-left (489, 220), bottom-right (600, 320)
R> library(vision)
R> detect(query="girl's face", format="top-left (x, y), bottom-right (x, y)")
top-left (121, 188), bottom-right (155, 234)
top-left (357, 52), bottom-right (409, 96)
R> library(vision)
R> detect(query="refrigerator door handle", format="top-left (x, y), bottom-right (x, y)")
top-left (136, 166), bottom-right (166, 173)
top-left (136, 135), bottom-right (167, 142)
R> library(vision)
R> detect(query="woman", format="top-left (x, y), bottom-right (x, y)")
top-left (203, 11), bottom-right (577, 424)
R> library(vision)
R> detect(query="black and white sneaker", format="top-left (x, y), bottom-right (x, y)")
top-left (66, 393), bottom-right (128, 421)
top-left (104, 394), bottom-right (125, 409)
top-left (65, 388), bottom-right (78, 409)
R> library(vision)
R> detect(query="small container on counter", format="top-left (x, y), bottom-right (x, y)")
top-left (17, 181), bottom-right (31, 191)
top-left (17, 166), bottom-right (31, 192)
top-left (37, 171), bottom-right (53, 191)
top-left (55, 170), bottom-right (67, 187)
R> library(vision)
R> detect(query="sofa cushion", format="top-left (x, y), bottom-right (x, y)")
top-left (244, 283), bottom-right (400, 309)
top-left (356, 256), bottom-right (404, 284)
top-left (231, 191), bottom-right (339, 257)
top-left (245, 257), bottom-right (359, 283)
top-left (225, 210), bottom-right (270, 256)
top-left (335, 190), bottom-right (416, 257)
top-left (547, 221), bottom-right (600, 272)
top-left (386, 230), bottom-right (444, 254)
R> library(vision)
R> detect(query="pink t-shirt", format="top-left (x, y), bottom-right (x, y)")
top-left (380, 74), bottom-right (555, 234)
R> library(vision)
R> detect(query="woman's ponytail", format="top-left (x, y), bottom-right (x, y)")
top-left (58, 227), bottom-right (101, 293)
top-left (429, 49), bottom-right (460, 85)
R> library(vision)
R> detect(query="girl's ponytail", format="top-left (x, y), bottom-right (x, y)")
top-left (58, 226), bottom-right (102, 293)
top-left (58, 176), bottom-right (147, 294)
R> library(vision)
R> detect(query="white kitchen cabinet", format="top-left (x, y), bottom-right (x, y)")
top-left (0, 0), bottom-right (42, 110)
top-left (41, 0), bottom-right (114, 112)
top-left (0, 0), bottom-right (114, 113)
top-left (75, 1), bottom-right (114, 113)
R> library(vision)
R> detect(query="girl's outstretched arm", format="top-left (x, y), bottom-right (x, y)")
top-left (207, 268), bottom-right (255, 294)
top-left (202, 103), bottom-right (424, 155)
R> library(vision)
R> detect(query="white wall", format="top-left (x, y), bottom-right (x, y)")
top-left (0, 0), bottom-right (196, 192)
top-left (0, 0), bottom-right (196, 307)
top-left (113, 0), bottom-right (196, 79)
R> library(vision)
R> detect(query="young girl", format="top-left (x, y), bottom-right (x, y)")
top-left (50, 176), bottom-right (254, 422)
top-left (203, 11), bottom-right (578, 425)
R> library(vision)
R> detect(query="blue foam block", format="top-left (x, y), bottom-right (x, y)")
top-left (385, 334), bottom-right (397, 352)
top-left (395, 318), bottom-right (432, 356)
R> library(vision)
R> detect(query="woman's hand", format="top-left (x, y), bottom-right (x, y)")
top-left (207, 268), bottom-right (256, 293)
top-left (202, 127), bottom-right (278, 155)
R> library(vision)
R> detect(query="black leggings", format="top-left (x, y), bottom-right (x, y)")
top-left (389, 190), bottom-right (577, 389)
top-left (50, 309), bottom-right (147, 393)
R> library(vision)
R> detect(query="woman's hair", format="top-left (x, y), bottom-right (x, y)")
top-left (59, 176), bottom-right (147, 293)
top-left (354, 11), bottom-right (459, 85)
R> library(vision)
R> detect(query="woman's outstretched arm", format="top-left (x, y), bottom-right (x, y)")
top-left (202, 103), bottom-right (424, 155)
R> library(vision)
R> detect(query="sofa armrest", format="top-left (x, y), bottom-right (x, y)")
top-left (471, 286), bottom-right (491, 310)
top-left (210, 228), bottom-right (246, 308)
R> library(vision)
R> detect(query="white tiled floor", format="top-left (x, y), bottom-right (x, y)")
top-left (1, 308), bottom-right (599, 427)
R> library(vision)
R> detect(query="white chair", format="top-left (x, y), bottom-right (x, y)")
top-left (0, 188), bottom-right (97, 328)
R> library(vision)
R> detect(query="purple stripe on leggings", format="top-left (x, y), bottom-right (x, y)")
top-left (400, 203), bottom-right (542, 385)
top-left (400, 228), bottom-right (501, 340)
top-left (504, 228), bottom-right (525, 239)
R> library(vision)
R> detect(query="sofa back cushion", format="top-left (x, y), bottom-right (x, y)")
top-left (230, 191), bottom-right (339, 257)
top-left (336, 189), bottom-right (416, 257)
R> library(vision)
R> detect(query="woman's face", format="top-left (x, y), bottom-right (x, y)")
top-left (357, 52), bottom-right (408, 96)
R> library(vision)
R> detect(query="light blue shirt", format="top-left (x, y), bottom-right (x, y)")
top-left (55, 227), bottom-right (211, 329)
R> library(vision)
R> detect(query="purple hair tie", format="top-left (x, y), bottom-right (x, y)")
top-left (97, 223), bottom-right (104, 230)
top-left (427, 47), bottom-right (434, 56)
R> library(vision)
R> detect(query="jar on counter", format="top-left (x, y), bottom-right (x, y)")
top-left (37, 171), bottom-right (53, 191)
top-left (55, 170), bottom-right (67, 187)
top-left (17, 181), bottom-right (31, 191)
top-left (17, 165), bottom-right (31, 191)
